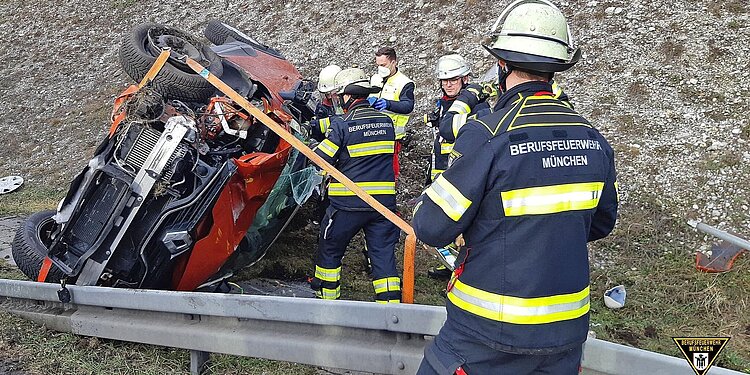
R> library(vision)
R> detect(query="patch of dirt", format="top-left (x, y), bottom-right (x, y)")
top-left (607, 325), bottom-right (641, 347)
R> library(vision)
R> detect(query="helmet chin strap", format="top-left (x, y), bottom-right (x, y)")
top-left (339, 95), bottom-right (361, 112)
top-left (497, 64), bottom-right (512, 93)
top-left (331, 94), bottom-right (344, 115)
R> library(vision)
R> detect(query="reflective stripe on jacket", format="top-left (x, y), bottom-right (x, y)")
top-left (412, 81), bottom-right (618, 354)
top-left (310, 102), bottom-right (337, 141)
top-left (313, 100), bottom-right (397, 211)
top-left (430, 96), bottom-right (455, 182)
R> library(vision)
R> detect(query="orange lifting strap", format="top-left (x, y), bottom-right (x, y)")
top-left (180, 56), bottom-right (418, 303)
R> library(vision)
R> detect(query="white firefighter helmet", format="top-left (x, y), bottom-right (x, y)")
top-left (334, 68), bottom-right (379, 95)
top-left (485, 0), bottom-right (580, 72)
top-left (435, 54), bottom-right (471, 80)
top-left (317, 64), bottom-right (342, 93)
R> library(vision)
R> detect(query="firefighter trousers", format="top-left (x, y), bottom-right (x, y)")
top-left (313, 206), bottom-right (401, 302)
top-left (417, 319), bottom-right (583, 374)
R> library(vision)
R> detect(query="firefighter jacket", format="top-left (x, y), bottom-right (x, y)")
top-left (428, 96), bottom-right (456, 182)
top-left (370, 70), bottom-right (414, 140)
top-left (412, 81), bottom-right (618, 354)
top-left (310, 101), bottom-right (337, 142)
top-left (313, 99), bottom-right (397, 211)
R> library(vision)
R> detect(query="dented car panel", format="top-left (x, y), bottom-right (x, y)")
top-left (11, 22), bottom-right (317, 291)
top-left (174, 144), bottom-right (293, 291)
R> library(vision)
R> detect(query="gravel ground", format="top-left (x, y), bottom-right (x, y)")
top-left (1, 0), bottom-right (748, 234)
top-left (0, 217), bottom-right (20, 267)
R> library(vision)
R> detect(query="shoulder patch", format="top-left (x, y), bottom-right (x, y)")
top-left (449, 149), bottom-right (463, 163)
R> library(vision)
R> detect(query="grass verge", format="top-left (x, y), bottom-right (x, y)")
top-left (0, 186), bottom-right (65, 216)
top-left (589, 194), bottom-right (750, 372)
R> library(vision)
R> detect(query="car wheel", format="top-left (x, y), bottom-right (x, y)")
top-left (119, 23), bottom-right (223, 103)
top-left (11, 210), bottom-right (65, 283)
top-left (204, 19), bottom-right (285, 59)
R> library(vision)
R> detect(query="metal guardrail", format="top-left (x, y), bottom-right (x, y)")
top-left (688, 220), bottom-right (750, 250)
top-left (0, 279), bottom-right (744, 375)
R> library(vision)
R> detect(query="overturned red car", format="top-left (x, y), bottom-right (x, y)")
top-left (12, 21), bottom-right (319, 291)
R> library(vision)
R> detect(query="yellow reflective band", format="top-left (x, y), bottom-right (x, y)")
top-left (431, 169), bottom-right (446, 181)
top-left (614, 181), bottom-right (619, 202)
top-left (507, 122), bottom-right (592, 131)
top-left (373, 277), bottom-right (401, 294)
top-left (440, 142), bottom-right (454, 154)
top-left (551, 81), bottom-right (560, 96)
top-left (448, 280), bottom-right (590, 324)
top-left (328, 181), bottom-right (396, 196)
top-left (412, 199), bottom-right (423, 217)
top-left (522, 102), bottom-right (574, 109)
top-left (383, 112), bottom-right (409, 139)
top-left (501, 182), bottom-right (604, 216)
top-left (525, 95), bottom-right (555, 100)
top-left (452, 113), bottom-right (468, 138)
top-left (394, 123), bottom-right (406, 140)
top-left (318, 287), bottom-right (341, 300)
top-left (347, 140), bottom-right (395, 157)
top-left (376, 300), bottom-right (401, 304)
top-left (320, 117), bottom-right (331, 135)
top-left (316, 139), bottom-right (339, 157)
top-left (517, 111), bottom-right (581, 118)
top-left (449, 100), bottom-right (471, 115)
top-left (425, 175), bottom-right (472, 221)
top-left (315, 265), bottom-right (341, 282)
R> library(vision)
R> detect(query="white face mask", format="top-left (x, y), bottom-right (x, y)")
top-left (377, 66), bottom-right (391, 78)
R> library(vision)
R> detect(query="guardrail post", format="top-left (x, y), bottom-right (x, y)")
top-left (190, 350), bottom-right (210, 375)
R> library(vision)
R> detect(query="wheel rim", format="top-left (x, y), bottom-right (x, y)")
top-left (35, 215), bottom-right (57, 249)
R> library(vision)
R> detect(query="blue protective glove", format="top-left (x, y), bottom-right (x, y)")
top-left (372, 98), bottom-right (388, 111)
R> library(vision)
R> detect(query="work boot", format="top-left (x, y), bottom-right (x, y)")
top-left (427, 265), bottom-right (452, 280)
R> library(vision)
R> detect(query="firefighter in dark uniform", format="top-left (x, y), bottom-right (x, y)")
top-left (413, 1), bottom-right (618, 373)
top-left (426, 54), bottom-right (473, 183)
top-left (310, 64), bottom-right (342, 142)
top-left (309, 65), bottom-right (342, 226)
top-left (424, 54), bottom-right (473, 280)
top-left (310, 67), bottom-right (401, 303)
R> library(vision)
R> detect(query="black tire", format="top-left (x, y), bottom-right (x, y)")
top-left (119, 23), bottom-right (223, 103)
top-left (204, 20), bottom-right (285, 59)
top-left (11, 210), bottom-right (65, 283)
